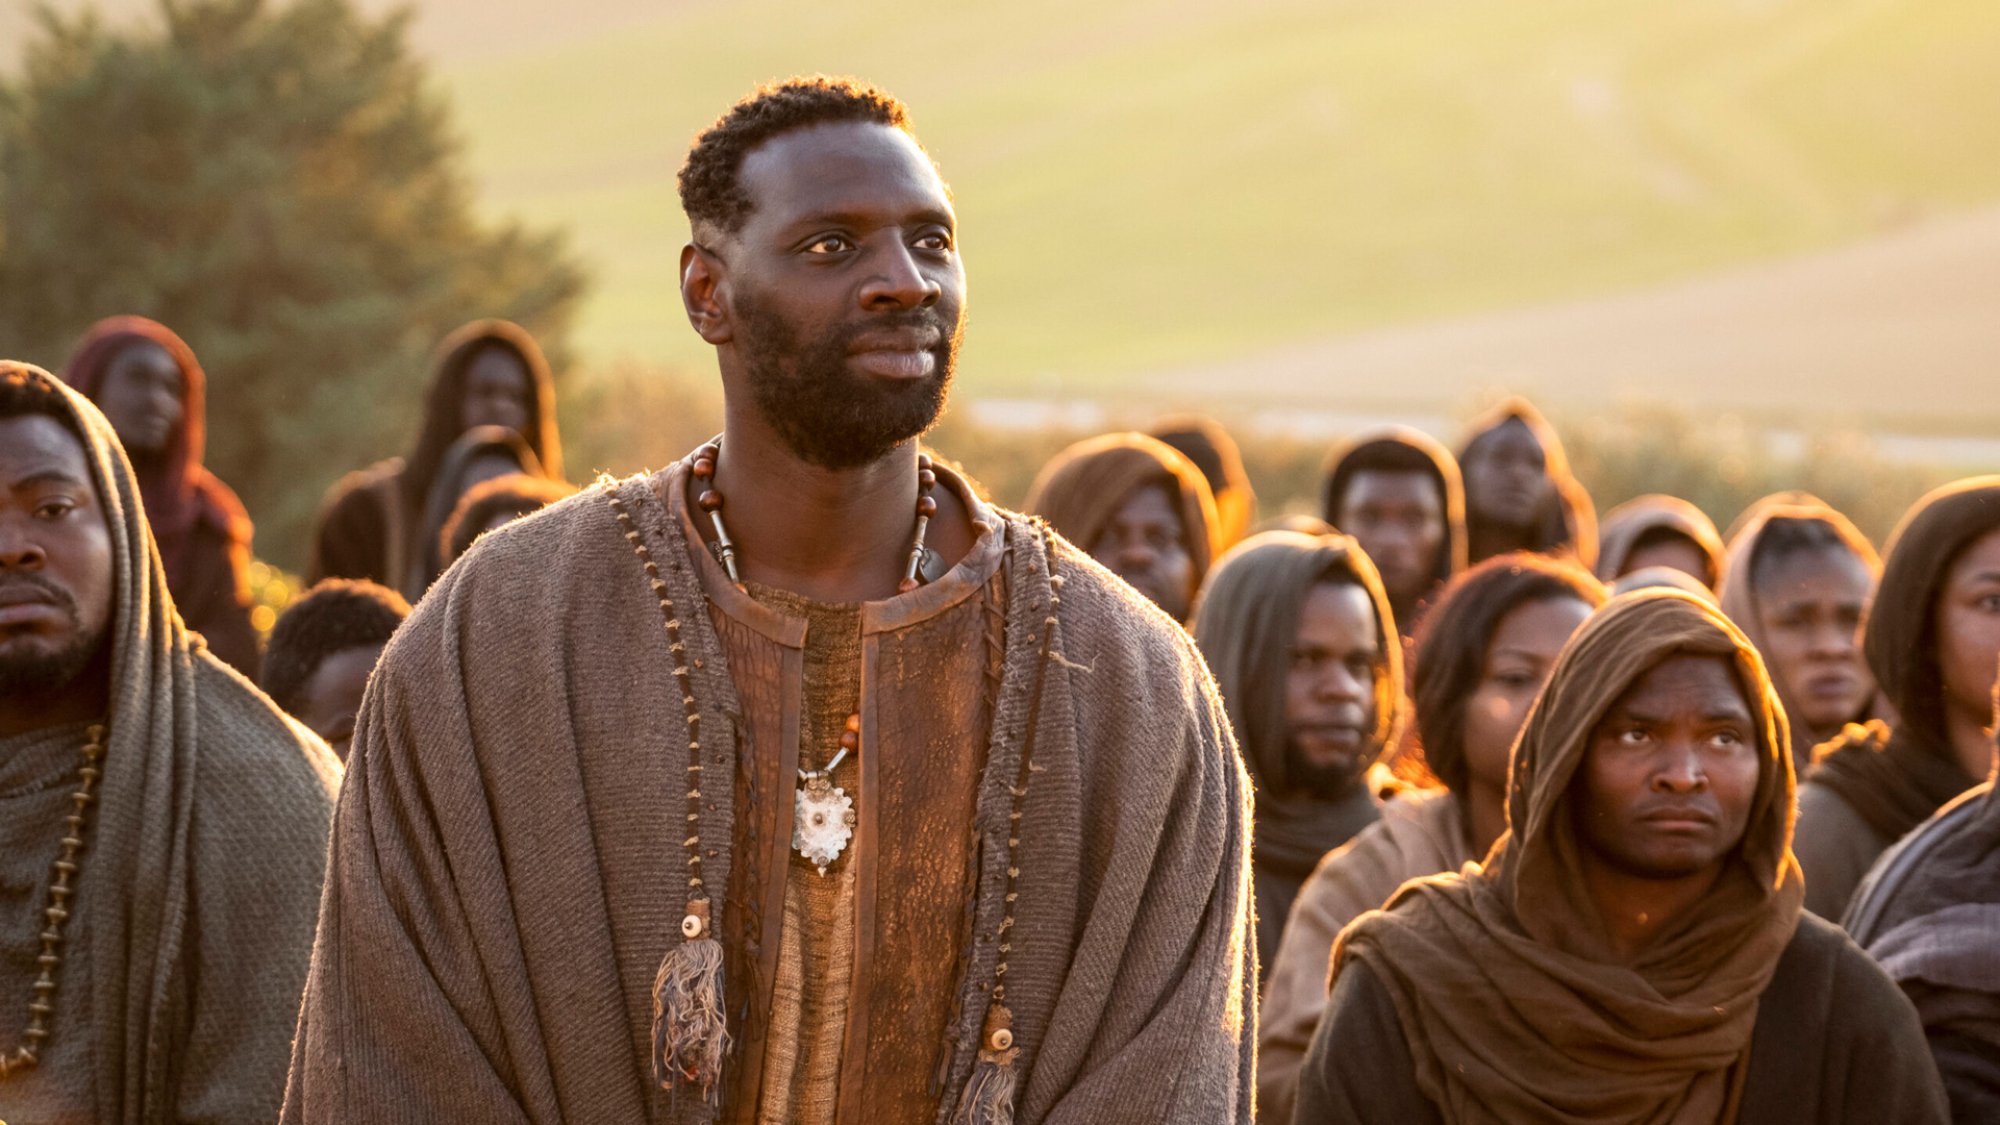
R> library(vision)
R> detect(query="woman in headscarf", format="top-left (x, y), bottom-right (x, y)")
top-left (1191, 530), bottom-right (1403, 976)
top-left (1024, 431), bottom-right (1220, 624)
top-left (1797, 477), bottom-right (2000, 920)
top-left (1718, 496), bottom-right (1882, 776)
top-left (1596, 493), bottom-right (1726, 589)
top-left (62, 317), bottom-right (260, 675)
top-left (1258, 552), bottom-right (1605, 1121)
top-left (1320, 426), bottom-right (1467, 638)
top-left (1148, 414), bottom-right (1256, 550)
top-left (307, 320), bottom-right (563, 595)
top-left (1296, 590), bottom-right (1946, 1123)
top-left (1457, 396), bottom-right (1598, 569)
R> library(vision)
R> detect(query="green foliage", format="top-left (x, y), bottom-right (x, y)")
top-left (0, 0), bottom-right (586, 569)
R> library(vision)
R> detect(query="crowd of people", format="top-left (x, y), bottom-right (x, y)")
top-left (1, 75), bottom-right (1996, 1123)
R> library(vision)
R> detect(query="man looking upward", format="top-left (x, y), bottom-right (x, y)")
top-left (283, 78), bottom-right (1252, 1125)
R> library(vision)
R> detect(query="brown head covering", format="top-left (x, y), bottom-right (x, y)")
top-left (1148, 414), bottom-right (1255, 549)
top-left (1319, 425), bottom-right (1468, 601)
top-left (1597, 494), bottom-right (1725, 587)
top-left (1023, 431), bottom-right (1221, 587)
top-left (0, 362), bottom-right (336, 1119)
top-left (1458, 396), bottom-right (1599, 569)
top-left (1333, 589), bottom-right (1804, 1124)
top-left (414, 425), bottom-right (549, 593)
top-left (61, 317), bottom-right (253, 597)
top-left (1193, 530), bottom-right (1405, 875)
top-left (1717, 496), bottom-right (1881, 767)
top-left (1810, 476), bottom-right (2000, 840)
top-left (406, 320), bottom-right (562, 500)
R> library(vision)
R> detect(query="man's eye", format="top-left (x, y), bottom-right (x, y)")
top-left (1977, 593), bottom-right (2000, 614)
top-left (1711, 730), bottom-right (1745, 749)
top-left (804, 235), bottom-right (854, 254)
top-left (35, 499), bottom-right (77, 519)
top-left (1617, 728), bottom-right (1651, 745)
top-left (914, 231), bottom-right (952, 252)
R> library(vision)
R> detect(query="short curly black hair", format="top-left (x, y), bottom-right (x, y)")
top-left (678, 75), bottom-right (916, 237)
top-left (439, 472), bottom-right (577, 568)
top-left (261, 580), bottom-right (410, 716)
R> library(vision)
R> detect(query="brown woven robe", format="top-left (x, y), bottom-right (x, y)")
top-left (280, 457), bottom-right (1254, 1124)
top-left (0, 366), bottom-right (339, 1124)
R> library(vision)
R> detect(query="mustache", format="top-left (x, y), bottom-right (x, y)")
top-left (0, 574), bottom-right (77, 614)
top-left (841, 307), bottom-right (954, 345)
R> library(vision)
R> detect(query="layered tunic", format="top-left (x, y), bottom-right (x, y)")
top-left (281, 458), bottom-right (1254, 1123)
top-left (0, 365), bottom-right (339, 1124)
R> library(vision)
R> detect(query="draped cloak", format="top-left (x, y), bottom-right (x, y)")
top-left (0, 364), bottom-right (338, 1124)
top-left (279, 459), bottom-right (1254, 1124)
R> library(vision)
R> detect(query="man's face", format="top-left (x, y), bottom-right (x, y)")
top-left (460, 346), bottom-right (531, 436)
top-left (1463, 595), bottom-right (1594, 795)
top-left (1753, 545), bottom-right (1873, 733)
top-left (1936, 527), bottom-right (2000, 736)
top-left (1464, 418), bottom-right (1550, 531)
top-left (704, 121), bottom-right (964, 470)
top-left (1090, 483), bottom-right (1195, 622)
top-left (1285, 580), bottom-right (1381, 793)
top-left (96, 341), bottom-right (184, 458)
top-left (295, 643), bottom-right (383, 762)
top-left (1337, 469), bottom-right (1443, 607)
top-left (0, 415), bottom-right (114, 703)
top-left (1573, 654), bottom-right (1761, 882)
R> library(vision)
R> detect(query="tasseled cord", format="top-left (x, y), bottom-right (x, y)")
top-left (653, 898), bottom-right (731, 1104)
top-left (952, 1004), bottom-right (1020, 1125)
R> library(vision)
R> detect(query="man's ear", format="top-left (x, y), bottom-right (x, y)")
top-left (681, 242), bottom-right (731, 346)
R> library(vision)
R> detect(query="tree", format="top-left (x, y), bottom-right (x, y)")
top-left (0, 0), bottom-right (586, 568)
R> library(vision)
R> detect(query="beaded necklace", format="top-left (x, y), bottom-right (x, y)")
top-left (0, 723), bottom-right (106, 1079)
top-left (690, 438), bottom-right (937, 875)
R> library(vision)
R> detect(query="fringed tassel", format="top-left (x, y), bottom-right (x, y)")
top-left (951, 1005), bottom-right (1019, 1125)
top-left (652, 901), bottom-right (730, 1105)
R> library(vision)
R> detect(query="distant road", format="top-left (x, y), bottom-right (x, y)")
top-left (1136, 206), bottom-right (2000, 427)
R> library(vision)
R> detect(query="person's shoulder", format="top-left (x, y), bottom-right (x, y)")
top-left (1774, 912), bottom-right (1912, 1016)
top-left (190, 652), bottom-right (342, 813)
top-left (426, 478), bottom-right (624, 598)
top-left (1013, 512), bottom-right (1205, 672)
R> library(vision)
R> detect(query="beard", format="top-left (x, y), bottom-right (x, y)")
top-left (0, 578), bottom-right (98, 700)
top-left (732, 291), bottom-right (960, 471)
top-left (1285, 738), bottom-right (1373, 797)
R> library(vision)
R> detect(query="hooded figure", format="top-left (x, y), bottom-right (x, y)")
top-left (62, 317), bottom-right (260, 675)
top-left (1797, 477), bottom-right (2000, 920)
top-left (1024, 432), bottom-right (1220, 624)
top-left (1457, 397), bottom-right (1598, 570)
top-left (1297, 590), bottom-right (1947, 1124)
top-left (0, 363), bottom-right (337, 1121)
top-left (1319, 426), bottom-right (1467, 637)
top-left (1148, 414), bottom-right (1256, 550)
top-left (414, 426), bottom-right (548, 594)
top-left (1847, 772), bottom-right (2000, 1121)
top-left (1191, 530), bottom-right (1403, 974)
top-left (307, 320), bottom-right (563, 594)
top-left (1718, 497), bottom-right (1882, 776)
top-left (1596, 494), bottom-right (1726, 589)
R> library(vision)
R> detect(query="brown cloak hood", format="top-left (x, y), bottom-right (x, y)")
top-left (1458, 397), bottom-right (1598, 569)
top-left (1023, 432), bottom-right (1221, 594)
top-left (1318, 425), bottom-right (1468, 610)
top-left (0, 363), bottom-right (337, 1122)
top-left (1148, 415), bottom-right (1255, 550)
top-left (1596, 494), bottom-right (1725, 587)
top-left (1332, 589), bottom-right (1804, 1124)
top-left (1809, 476), bottom-right (2000, 841)
top-left (1717, 496), bottom-right (1881, 768)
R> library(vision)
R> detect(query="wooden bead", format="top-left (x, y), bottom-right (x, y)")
top-left (989, 1027), bottom-right (1014, 1051)
top-left (917, 495), bottom-right (938, 517)
top-left (917, 453), bottom-right (934, 472)
top-left (839, 730), bottom-right (860, 752)
top-left (698, 490), bottom-right (724, 513)
top-left (844, 713), bottom-right (861, 733)
top-left (691, 457), bottom-right (715, 479)
top-left (918, 468), bottom-right (936, 488)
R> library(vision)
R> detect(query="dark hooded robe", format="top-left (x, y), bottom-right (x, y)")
top-left (279, 456), bottom-right (1255, 1123)
top-left (306, 320), bottom-right (563, 595)
top-left (1596, 493), bottom-right (1725, 588)
top-left (1457, 397), bottom-right (1598, 570)
top-left (1147, 415), bottom-right (1255, 550)
top-left (62, 317), bottom-right (260, 677)
top-left (1190, 531), bottom-right (1403, 979)
top-left (413, 425), bottom-right (547, 594)
top-left (0, 363), bottom-right (338, 1123)
top-left (1023, 432), bottom-right (1220, 617)
top-left (1717, 497), bottom-right (1882, 777)
top-left (1318, 426), bottom-right (1467, 634)
top-left (1797, 477), bottom-right (2000, 921)
top-left (1297, 590), bottom-right (1947, 1124)
top-left (1847, 780), bottom-right (2000, 1122)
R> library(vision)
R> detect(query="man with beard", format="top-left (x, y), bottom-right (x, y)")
top-left (0, 363), bottom-right (336, 1121)
top-left (282, 78), bottom-right (1253, 1125)
top-left (1025, 432), bottom-right (1219, 624)
top-left (1296, 590), bottom-right (1946, 1123)
top-left (1191, 530), bottom-right (1401, 977)
top-left (1320, 427), bottom-right (1466, 638)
